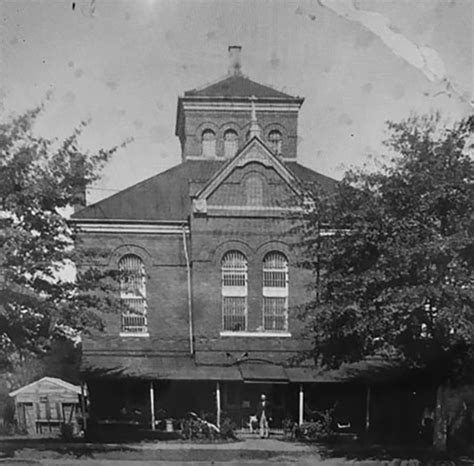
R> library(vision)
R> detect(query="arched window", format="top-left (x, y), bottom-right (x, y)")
top-left (202, 129), bottom-right (216, 157)
top-left (221, 251), bottom-right (247, 331)
top-left (262, 252), bottom-right (288, 331)
top-left (119, 254), bottom-right (147, 334)
top-left (224, 129), bottom-right (239, 158)
top-left (268, 130), bottom-right (282, 156)
top-left (245, 174), bottom-right (263, 206)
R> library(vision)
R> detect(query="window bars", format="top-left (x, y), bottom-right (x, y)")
top-left (268, 130), bottom-right (282, 156)
top-left (222, 251), bottom-right (248, 331)
top-left (263, 252), bottom-right (288, 331)
top-left (119, 254), bottom-right (147, 333)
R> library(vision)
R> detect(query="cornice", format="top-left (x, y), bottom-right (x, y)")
top-left (70, 219), bottom-right (190, 235)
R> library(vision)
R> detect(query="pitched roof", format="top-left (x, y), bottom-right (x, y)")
top-left (72, 160), bottom-right (338, 221)
top-left (184, 74), bottom-right (299, 100)
top-left (72, 160), bottom-right (225, 221)
top-left (195, 136), bottom-right (303, 202)
top-left (9, 377), bottom-right (81, 397)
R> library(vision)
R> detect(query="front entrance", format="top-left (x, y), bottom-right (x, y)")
top-left (222, 382), bottom-right (298, 429)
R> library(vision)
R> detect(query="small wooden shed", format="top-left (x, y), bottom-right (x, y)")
top-left (9, 377), bottom-right (84, 436)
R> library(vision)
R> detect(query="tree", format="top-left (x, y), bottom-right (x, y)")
top-left (0, 105), bottom-right (124, 375)
top-left (299, 114), bottom-right (474, 450)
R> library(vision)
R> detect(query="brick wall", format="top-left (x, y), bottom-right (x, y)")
top-left (207, 162), bottom-right (295, 207)
top-left (78, 231), bottom-right (191, 346)
top-left (79, 210), bottom-right (314, 364)
top-left (181, 109), bottom-right (298, 160)
top-left (190, 212), bottom-right (314, 362)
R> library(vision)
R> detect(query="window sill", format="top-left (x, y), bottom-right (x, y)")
top-left (220, 331), bottom-right (291, 338)
top-left (120, 332), bottom-right (150, 338)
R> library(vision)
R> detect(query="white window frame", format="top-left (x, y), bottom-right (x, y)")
top-left (262, 252), bottom-right (289, 332)
top-left (119, 254), bottom-right (148, 335)
top-left (222, 251), bottom-right (248, 332)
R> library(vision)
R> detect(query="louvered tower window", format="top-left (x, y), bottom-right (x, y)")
top-left (119, 254), bottom-right (147, 334)
top-left (202, 129), bottom-right (216, 157)
top-left (268, 130), bottom-right (282, 156)
top-left (222, 251), bottom-right (247, 331)
top-left (224, 129), bottom-right (239, 158)
top-left (263, 252), bottom-right (288, 331)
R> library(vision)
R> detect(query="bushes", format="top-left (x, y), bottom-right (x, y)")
top-left (180, 412), bottom-right (237, 441)
top-left (284, 408), bottom-right (335, 442)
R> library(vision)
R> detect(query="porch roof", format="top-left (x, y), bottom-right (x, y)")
top-left (82, 354), bottom-right (348, 383)
top-left (238, 362), bottom-right (289, 383)
top-left (81, 355), bottom-right (242, 381)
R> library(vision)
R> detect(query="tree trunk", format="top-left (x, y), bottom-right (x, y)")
top-left (433, 384), bottom-right (447, 452)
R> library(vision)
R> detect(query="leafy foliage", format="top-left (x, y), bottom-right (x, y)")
top-left (0, 105), bottom-right (125, 371)
top-left (299, 114), bottom-right (474, 381)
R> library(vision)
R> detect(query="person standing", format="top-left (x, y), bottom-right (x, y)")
top-left (256, 393), bottom-right (271, 438)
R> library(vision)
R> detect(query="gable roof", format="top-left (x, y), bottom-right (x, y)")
top-left (195, 136), bottom-right (302, 202)
top-left (71, 159), bottom-right (338, 222)
top-left (184, 74), bottom-right (300, 100)
top-left (9, 377), bottom-right (81, 397)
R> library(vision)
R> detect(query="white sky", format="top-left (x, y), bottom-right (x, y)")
top-left (1, 0), bottom-right (472, 205)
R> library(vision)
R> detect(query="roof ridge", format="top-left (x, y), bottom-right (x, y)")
top-left (241, 75), bottom-right (297, 99)
top-left (184, 74), bottom-right (298, 99)
top-left (186, 72), bottom-right (233, 94)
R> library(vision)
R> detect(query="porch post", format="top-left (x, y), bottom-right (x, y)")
top-left (298, 384), bottom-right (304, 426)
top-left (365, 385), bottom-right (371, 437)
top-left (216, 381), bottom-right (221, 428)
top-left (150, 381), bottom-right (155, 430)
top-left (80, 381), bottom-right (87, 433)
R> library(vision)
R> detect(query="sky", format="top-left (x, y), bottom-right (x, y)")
top-left (1, 0), bottom-right (472, 205)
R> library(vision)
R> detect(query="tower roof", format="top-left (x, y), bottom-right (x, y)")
top-left (184, 74), bottom-right (300, 100)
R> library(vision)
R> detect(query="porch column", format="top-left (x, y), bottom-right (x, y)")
top-left (150, 381), bottom-right (155, 430)
top-left (80, 382), bottom-right (87, 433)
top-left (298, 384), bottom-right (304, 426)
top-left (216, 381), bottom-right (221, 428)
top-left (365, 385), bottom-right (371, 437)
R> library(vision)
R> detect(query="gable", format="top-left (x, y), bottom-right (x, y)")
top-left (193, 137), bottom-right (303, 215)
top-left (207, 162), bottom-right (296, 209)
top-left (9, 377), bottom-right (81, 397)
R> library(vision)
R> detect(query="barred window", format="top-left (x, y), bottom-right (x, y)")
top-left (119, 254), bottom-right (147, 334)
top-left (202, 129), bottom-right (216, 157)
top-left (263, 252), bottom-right (288, 331)
top-left (268, 130), bottom-right (282, 156)
top-left (222, 251), bottom-right (247, 331)
top-left (224, 129), bottom-right (239, 158)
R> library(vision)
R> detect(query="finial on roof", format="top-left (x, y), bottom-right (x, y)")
top-left (249, 95), bottom-right (261, 138)
top-left (228, 45), bottom-right (242, 76)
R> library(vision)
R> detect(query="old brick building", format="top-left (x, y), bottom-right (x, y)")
top-left (72, 46), bottom-right (350, 434)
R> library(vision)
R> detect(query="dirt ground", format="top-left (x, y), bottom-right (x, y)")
top-left (0, 436), bottom-right (470, 465)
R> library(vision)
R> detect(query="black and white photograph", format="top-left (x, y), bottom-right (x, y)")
top-left (0, 0), bottom-right (473, 464)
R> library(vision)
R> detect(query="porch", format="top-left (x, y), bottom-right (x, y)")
top-left (85, 377), bottom-right (371, 440)
top-left (81, 354), bottom-right (437, 443)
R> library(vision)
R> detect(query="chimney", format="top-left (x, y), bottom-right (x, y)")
top-left (228, 45), bottom-right (242, 76)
